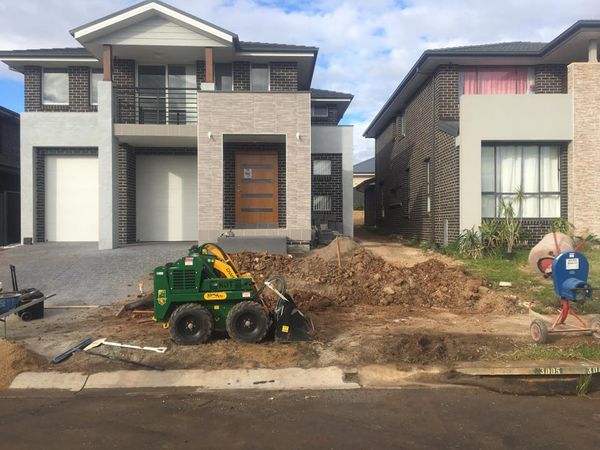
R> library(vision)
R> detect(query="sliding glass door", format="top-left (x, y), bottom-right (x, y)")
top-left (138, 65), bottom-right (188, 124)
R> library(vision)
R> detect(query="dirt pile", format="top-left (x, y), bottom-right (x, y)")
top-left (0, 339), bottom-right (47, 388)
top-left (233, 239), bottom-right (519, 314)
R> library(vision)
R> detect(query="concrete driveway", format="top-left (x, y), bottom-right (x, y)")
top-left (0, 242), bottom-right (193, 305)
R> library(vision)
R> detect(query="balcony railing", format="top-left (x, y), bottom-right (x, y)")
top-left (115, 87), bottom-right (197, 125)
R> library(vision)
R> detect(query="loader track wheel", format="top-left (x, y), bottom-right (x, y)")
top-left (226, 301), bottom-right (269, 343)
top-left (168, 304), bottom-right (213, 345)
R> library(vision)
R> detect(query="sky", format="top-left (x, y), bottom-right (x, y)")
top-left (1, 0), bottom-right (599, 163)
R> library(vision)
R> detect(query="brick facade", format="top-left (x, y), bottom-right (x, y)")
top-left (311, 153), bottom-right (343, 230)
top-left (535, 65), bottom-right (567, 94)
top-left (270, 62), bottom-right (298, 91)
top-left (223, 142), bottom-right (286, 229)
top-left (233, 62), bottom-right (250, 91)
top-left (24, 65), bottom-right (97, 113)
top-left (435, 65), bottom-right (460, 121)
top-left (118, 145), bottom-right (136, 245)
top-left (34, 148), bottom-right (98, 242)
top-left (311, 104), bottom-right (339, 125)
top-left (113, 58), bottom-right (136, 123)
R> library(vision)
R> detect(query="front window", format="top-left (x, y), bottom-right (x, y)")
top-left (250, 64), bottom-right (269, 91)
top-left (42, 68), bottom-right (69, 105)
top-left (425, 159), bottom-right (431, 213)
top-left (215, 63), bottom-right (233, 91)
top-left (311, 105), bottom-right (329, 117)
top-left (90, 69), bottom-right (102, 105)
top-left (313, 160), bottom-right (331, 176)
top-left (461, 67), bottom-right (535, 95)
top-left (313, 195), bottom-right (331, 212)
top-left (481, 144), bottom-right (560, 218)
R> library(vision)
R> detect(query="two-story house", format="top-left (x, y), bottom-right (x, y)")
top-left (0, 106), bottom-right (20, 246)
top-left (364, 20), bottom-right (600, 246)
top-left (0, 0), bottom-right (354, 250)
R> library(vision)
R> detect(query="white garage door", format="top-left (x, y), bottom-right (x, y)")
top-left (45, 155), bottom-right (99, 242)
top-left (136, 154), bottom-right (198, 241)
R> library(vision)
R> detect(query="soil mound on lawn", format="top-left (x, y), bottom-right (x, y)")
top-left (233, 239), bottom-right (519, 314)
top-left (0, 339), bottom-right (47, 388)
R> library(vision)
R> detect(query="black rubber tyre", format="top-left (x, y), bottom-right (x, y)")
top-left (168, 303), bottom-right (213, 345)
top-left (589, 317), bottom-right (600, 340)
top-left (20, 311), bottom-right (33, 322)
top-left (226, 301), bottom-right (269, 343)
top-left (530, 319), bottom-right (549, 344)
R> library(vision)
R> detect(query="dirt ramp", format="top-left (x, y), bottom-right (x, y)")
top-left (0, 339), bottom-right (47, 388)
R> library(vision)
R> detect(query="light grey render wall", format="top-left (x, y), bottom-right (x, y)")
top-left (19, 81), bottom-right (117, 248)
top-left (457, 94), bottom-right (573, 232)
top-left (197, 91), bottom-right (311, 242)
top-left (311, 125), bottom-right (354, 237)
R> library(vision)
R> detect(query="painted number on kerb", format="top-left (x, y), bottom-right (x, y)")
top-left (586, 367), bottom-right (600, 374)
top-left (565, 258), bottom-right (579, 271)
top-left (533, 367), bottom-right (563, 375)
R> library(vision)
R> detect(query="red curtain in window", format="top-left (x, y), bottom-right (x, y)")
top-left (464, 67), bottom-right (529, 94)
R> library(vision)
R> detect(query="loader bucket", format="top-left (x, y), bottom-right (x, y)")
top-left (273, 294), bottom-right (313, 342)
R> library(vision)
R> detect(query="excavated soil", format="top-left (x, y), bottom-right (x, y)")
top-left (233, 237), bottom-right (520, 315)
top-left (0, 339), bottom-right (47, 388)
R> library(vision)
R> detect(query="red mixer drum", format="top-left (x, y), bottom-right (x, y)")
top-left (528, 232), bottom-right (574, 275)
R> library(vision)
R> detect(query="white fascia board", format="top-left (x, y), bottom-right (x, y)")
top-left (236, 52), bottom-right (315, 57)
top-left (74, 2), bottom-right (234, 43)
top-left (312, 98), bottom-right (352, 102)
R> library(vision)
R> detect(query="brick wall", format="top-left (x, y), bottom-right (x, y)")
top-left (535, 65), bottom-right (567, 94)
top-left (223, 142), bottom-right (286, 229)
top-left (34, 148), bottom-right (98, 242)
top-left (24, 65), bottom-right (97, 112)
top-left (311, 104), bottom-right (338, 125)
top-left (435, 65), bottom-right (459, 121)
top-left (118, 145), bottom-right (136, 245)
top-left (375, 80), bottom-right (435, 241)
top-left (196, 60), bottom-right (206, 90)
top-left (270, 62), bottom-right (298, 91)
top-left (233, 62), bottom-right (250, 91)
top-left (113, 58), bottom-right (135, 123)
top-left (311, 153), bottom-right (343, 229)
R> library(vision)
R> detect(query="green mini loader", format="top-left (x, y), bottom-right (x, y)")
top-left (152, 243), bottom-right (313, 345)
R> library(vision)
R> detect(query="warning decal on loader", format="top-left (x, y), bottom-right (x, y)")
top-left (204, 292), bottom-right (227, 301)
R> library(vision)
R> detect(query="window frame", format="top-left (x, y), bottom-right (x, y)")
top-left (42, 68), bottom-right (69, 106)
top-left (313, 159), bottom-right (332, 176)
top-left (481, 143), bottom-right (561, 219)
top-left (312, 194), bottom-right (332, 212)
top-left (90, 68), bottom-right (103, 106)
top-left (214, 63), bottom-right (233, 91)
top-left (250, 63), bottom-right (270, 92)
top-left (311, 104), bottom-right (329, 118)
top-left (425, 159), bottom-right (431, 214)
top-left (460, 66), bottom-right (535, 95)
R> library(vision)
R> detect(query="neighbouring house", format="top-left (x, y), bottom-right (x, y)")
top-left (353, 156), bottom-right (374, 209)
top-left (0, 0), bottom-right (354, 251)
top-left (0, 106), bottom-right (20, 246)
top-left (364, 20), bottom-right (600, 246)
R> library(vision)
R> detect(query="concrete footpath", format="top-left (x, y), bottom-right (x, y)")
top-left (9, 361), bottom-right (600, 392)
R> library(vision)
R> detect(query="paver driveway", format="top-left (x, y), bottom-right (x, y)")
top-left (0, 242), bottom-right (193, 305)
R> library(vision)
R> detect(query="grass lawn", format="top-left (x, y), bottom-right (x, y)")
top-left (443, 246), bottom-right (600, 314)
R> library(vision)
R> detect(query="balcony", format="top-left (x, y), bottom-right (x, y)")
top-left (114, 87), bottom-right (197, 125)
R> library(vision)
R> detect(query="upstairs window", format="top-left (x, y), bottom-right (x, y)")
top-left (42, 68), bottom-right (68, 105)
top-left (311, 105), bottom-right (329, 117)
top-left (90, 69), bottom-right (103, 105)
top-left (215, 63), bottom-right (233, 91)
top-left (461, 67), bottom-right (535, 95)
top-left (394, 114), bottom-right (405, 139)
top-left (250, 64), bottom-right (269, 91)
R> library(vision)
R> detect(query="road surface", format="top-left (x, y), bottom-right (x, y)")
top-left (0, 387), bottom-right (598, 449)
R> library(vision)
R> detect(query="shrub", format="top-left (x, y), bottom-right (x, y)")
top-left (457, 227), bottom-right (485, 259)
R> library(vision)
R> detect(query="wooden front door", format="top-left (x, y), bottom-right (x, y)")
top-left (235, 152), bottom-right (279, 226)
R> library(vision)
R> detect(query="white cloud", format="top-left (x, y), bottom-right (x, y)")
top-left (1, 0), bottom-right (599, 162)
